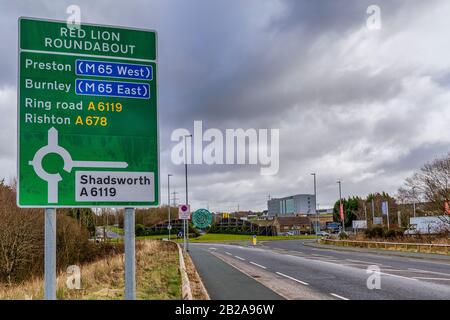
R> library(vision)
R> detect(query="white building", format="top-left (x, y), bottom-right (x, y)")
top-left (267, 194), bottom-right (316, 216)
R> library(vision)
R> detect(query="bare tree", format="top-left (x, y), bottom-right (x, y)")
top-left (0, 181), bottom-right (43, 284)
top-left (399, 153), bottom-right (450, 226)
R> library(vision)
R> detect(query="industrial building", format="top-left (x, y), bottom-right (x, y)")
top-left (267, 194), bottom-right (316, 216)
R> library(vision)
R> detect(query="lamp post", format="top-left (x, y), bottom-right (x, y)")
top-left (412, 186), bottom-right (416, 218)
top-left (337, 181), bottom-right (344, 232)
top-left (168, 173), bottom-right (172, 240)
top-left (311, 173), bottom-right (318, 240)
top-left (184, 134), bottom-right (192, 252)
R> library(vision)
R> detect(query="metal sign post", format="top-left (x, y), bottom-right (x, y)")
top-left (178, 205), bottom-right (190, 253)
top-left (44, 208), bottom-right (56, 300)
top-left (124, 207), bottom-right (135, 300)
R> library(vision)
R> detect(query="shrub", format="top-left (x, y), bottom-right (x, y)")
top-left (384, 228), bottom-right (403, 239)
top-left (339, 232), bottom-right (349, 240)
top-left (365, 226), bottom-right (384, 238)
top-left (135, 224), bottom-right (146, 237)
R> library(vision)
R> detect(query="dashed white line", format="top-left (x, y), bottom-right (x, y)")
top-left (408, 268), bottom-right (450, 277)
top-left (235, 256), bottom-right (246, 261)
top-left (330, 293), bottom-right (350, 300)
top-left (209, 247), bottom-right (217, 250)
top-left (379, 272), bottom-right (418, 281)
top-left (412, 277), bottom-right (450, 281)
top-left (249, 261), bottom-right (267, 269)
top-left (345, 259), bottom-right (387, 266)
top-left (275, 272), bottom-right (309, 285)
top-left (225, 252), bottom-right (232, 256)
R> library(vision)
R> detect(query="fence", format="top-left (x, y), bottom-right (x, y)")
top-left (321, 239), bottom-right (450, 255)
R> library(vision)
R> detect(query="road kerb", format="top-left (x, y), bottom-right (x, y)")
top-left (175, 242), bottom-right (193, 300)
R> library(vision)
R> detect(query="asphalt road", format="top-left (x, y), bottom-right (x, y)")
top-left (190, 240), bottom-right (450, 300)
top-left (189, 245), bottom-right (284, 300)
top-left (95, 226), bottom-right (122, 239)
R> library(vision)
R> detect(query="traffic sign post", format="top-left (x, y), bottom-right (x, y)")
top-left (18, 17), bottom-right (158, 300)
top-left (178, 204), bottom-right (190, 252)
top-left (124, 207), bottom-right (135, 300)
top-left (44, 208), bottom-right (56, 300)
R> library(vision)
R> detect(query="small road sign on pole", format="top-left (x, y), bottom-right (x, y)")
top-left (179, 204), bottom-right (190, 252)
top-left (178, 204), bottom-right (191, 220)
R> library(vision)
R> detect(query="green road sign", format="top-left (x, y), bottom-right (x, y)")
top-left (192, 209), bottom-right (213, 229)
top-left (18, 17), bottom-right (159, 207)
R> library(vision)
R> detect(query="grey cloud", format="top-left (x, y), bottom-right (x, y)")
top-left (1, 0), bottom-right (450, 211)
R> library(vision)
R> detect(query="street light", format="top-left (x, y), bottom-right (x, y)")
top-left (311, 173), bottom-right (318, 240)
top-left (168, 173), bottom-right (172, 240)
top-left (337, 180), bottom-right (344, 233)
top-left (184, 134), bottom-right (192, 252)
top-left (412, 186), bottom-right (416, 218)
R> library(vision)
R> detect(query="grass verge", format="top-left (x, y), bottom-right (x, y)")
top-left (320, 239), bottom-right (450, 256)
top-left (107, 225), bottom-right (124, 235)
top-left (0, 240), bottom-right (181, 300)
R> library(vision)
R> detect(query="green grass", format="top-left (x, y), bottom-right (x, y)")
top-left (136, 233), bottom-right (316, 242)
top-left (107, 225), bottom-right (124, 235)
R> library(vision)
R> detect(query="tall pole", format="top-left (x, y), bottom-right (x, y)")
top-left (168, 174), bottom-right (172, 240)
top-left (386, 201), bottom-right (390, 229)
top-left (412, 186), bottom-right (416, 218)
top-left (311, 173), bottom-right (318, 240)
top-left (364, 202), bottom-right (368, 224)
top-left (371, 198), bottom-right (375, 223)
top-left (184, 134), bottom-right (192, 252)
top-left (44, 208), bottom-right (56, 300)
top-left (124, 207), bottom-right (135, 300)
top-left (338, 181), bottom-right (344, 232)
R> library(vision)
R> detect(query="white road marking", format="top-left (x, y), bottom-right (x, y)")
top-left (209, 247), bottom-right (217, 250)
top-left (330, 293), bottom-right (350, 300)
top-left (379, 272), bottom-right (418, 281)
top-left (225, 252), bottom-right (232, 256)
top-left (288, 250), bottom-right (305, 255)
top-left (250, 261), bottom-right (267, 269)
top-left (235, 256), bottom-right (246, 261)
top-left (407, 268), bottom-right (450, 277)
top-left (275, 272), bottom-right (309, 285)
top-left (412, 277), bottom-right (450, 281)
top-left (345, 259), bottom-right (387, 266)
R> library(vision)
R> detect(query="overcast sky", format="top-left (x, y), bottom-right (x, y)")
top-left (2, 0), bottom-right (450, 211)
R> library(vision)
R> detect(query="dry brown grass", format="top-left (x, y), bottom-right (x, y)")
top-left (0, 240), bottom-right (181, 300)
top-left (351, 233), bottom-right (450, 244)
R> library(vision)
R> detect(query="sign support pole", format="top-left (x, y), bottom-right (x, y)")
top-left (124, 207), bottom-right (136, 300)
top-left (44, 208), bottom-right (56, 300)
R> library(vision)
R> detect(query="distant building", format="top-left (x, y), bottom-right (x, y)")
top-left (309, 214), bottom-right (334, 231)
top-left (317, 208), bottom-right (334, 214)
top-left (267, 194), bottom-right (316, 216)
top-left (273, 216), bottom-right (312, 235)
